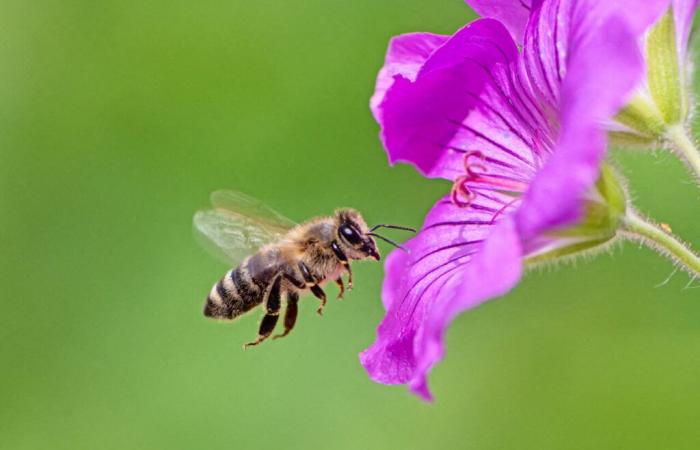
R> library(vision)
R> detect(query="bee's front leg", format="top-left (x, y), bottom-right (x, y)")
top-left (309, 285), bottom-right (327, 315)
top-left (331, 241), bottom-right (353, 289)
top-left (335, 277), bottom-right (345, 300)
top-left (345, 264), bottom-right (353, 290)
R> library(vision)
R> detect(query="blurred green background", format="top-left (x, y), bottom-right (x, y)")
top-left (2, 1), bottom-right (700, 449)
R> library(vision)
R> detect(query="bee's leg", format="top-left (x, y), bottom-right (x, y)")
top-left (273, 290), bottom-right (299, 340)
top-left (310, 285), bottom-right (327, 315)
top-left (244, 274), bottom-right (282, 349)
top-left (331, 241), bottom-right (353, 289)
top-left (283, 270), bottom-right (306, 289)
top-left (335, 277), bottom-right (345, 300)
top-left (298, 261), bottom-right (327, 315)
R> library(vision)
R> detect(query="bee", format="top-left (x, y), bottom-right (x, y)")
top-left (194, 190), bottom-right (414, 348)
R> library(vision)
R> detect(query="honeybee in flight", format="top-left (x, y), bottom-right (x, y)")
top-left (194, 191), bottom-right (414, 348)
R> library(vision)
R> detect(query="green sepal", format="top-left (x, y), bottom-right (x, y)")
top-left (525, 164), bottom-right (627, 266)
top-left (613, 7), bottom-right (690, 144)
top-left (614, 95), bottom-right (665, 137)
top-left (524, 237), bottom-right (611, 265)
top-left (595, 163), bottom-right (627, 218)
top-left (646, 7), bottom-right (684, 125)
top-left (551, 164), bottom-right (626, 240)
top-left (607, 131), bottom-right (656, 149)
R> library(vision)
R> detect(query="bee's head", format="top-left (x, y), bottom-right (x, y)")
top-left (334, 209), bottom-right (380, 261)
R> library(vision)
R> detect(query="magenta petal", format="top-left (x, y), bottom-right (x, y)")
top-left (360, 193), bottom-right (522, 400)
top-left (370, 33), bottom-right (449, 123)
top-left (377, 19), bottom-right (543, 180)
top-left (591, 0), bottom-right (670, 34)
top-left (409, 218), bottom-right (522, 400)
top-left (516, 5), bottom-right (644, 239)
top-left (467, 0), bottom-right (668, 45)
top-left (519, 0), bottom-right (669, 116)
top-left (465, 0), bottom-right (537, 43)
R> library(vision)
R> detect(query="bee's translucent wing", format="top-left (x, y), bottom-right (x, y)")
top-left (193, 190), bottom-right (297, 265)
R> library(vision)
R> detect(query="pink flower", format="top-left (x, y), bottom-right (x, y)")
top-left (361, 0), bottom-right (669, 401)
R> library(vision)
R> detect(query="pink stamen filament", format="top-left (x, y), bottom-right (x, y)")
top-left (451, 150), bottom-right (528, 209)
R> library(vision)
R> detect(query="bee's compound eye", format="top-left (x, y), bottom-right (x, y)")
top-left (340, 225), bottom-right (361, 244)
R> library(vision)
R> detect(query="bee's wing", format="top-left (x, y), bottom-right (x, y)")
top-left (193, 190), bottom-right (297, 265)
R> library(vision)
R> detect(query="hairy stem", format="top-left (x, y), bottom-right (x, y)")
top-left (621, 210), bottom-right (700, 277)
top-left (666, 124), bottom-right (700, 184)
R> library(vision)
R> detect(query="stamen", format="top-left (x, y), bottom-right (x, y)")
top-left (462, 150), bottom-right (488, 177)
top-left (450, 150), bottom-right (528, 209)
top-left (450, 175), bottom-right (476, 208)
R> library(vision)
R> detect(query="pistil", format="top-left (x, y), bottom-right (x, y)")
top-left (450, 150), bottom-right (529, 208)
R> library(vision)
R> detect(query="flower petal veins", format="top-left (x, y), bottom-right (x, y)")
top-left (371, 33), bottom-right (449, 123)
top-left (364, 0), bottom-right (662, 399)
top-left (360, 194), bottom-right (522, 400)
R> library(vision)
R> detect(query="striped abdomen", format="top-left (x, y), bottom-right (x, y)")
top-left (203, 253), bottom-right (279, 320)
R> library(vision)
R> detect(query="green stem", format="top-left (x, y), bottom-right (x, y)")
top-left (666, 124), bottom-right (700, 183)
top-left (621, 211), bottom-right (700, 277)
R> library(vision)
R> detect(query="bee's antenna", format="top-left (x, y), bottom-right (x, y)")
top-left (369, 224), bottom-right (417, 233)
top-left (368, 232), bottom-right (410, 253)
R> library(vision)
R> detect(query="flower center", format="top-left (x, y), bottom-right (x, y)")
top-left (450, 150), bottom-right (529, 209)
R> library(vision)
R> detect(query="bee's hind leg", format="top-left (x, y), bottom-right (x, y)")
top-left (244, 274), bottom-right (282, 349)
top-left (273, 291), bottom-right (299, 340)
